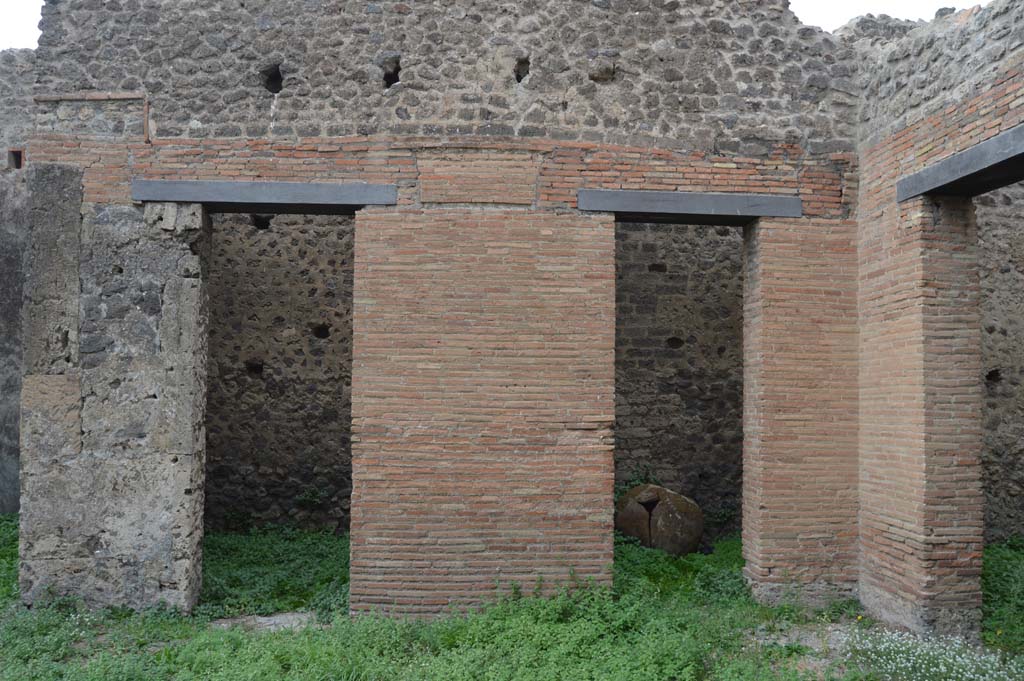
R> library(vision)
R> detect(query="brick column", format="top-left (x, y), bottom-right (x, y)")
top-left (349, 208), bottom-right (615, 616)
top-left (743, 216), bottom-right (859, 604)
top-left (19, 184), bottom-right (209, 611)
top-left (859, 195), bottom-right (983, 636)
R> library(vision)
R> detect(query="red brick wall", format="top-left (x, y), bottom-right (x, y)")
top-left (27, 134), bottom-right (847, 214)
top-left (349, 208), bottom-right (615, 615)
top-left (857, 63), bottom-right (1021, 635)
top-left (743, 215), bottom-right (859, 602)
top-left (29, 130), bottom-right (859, 615)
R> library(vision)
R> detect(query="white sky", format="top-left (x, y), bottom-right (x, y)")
top-left (789, 0), bottom-right (991, 30)
top-left (0, 0), bottom-right (996, 50)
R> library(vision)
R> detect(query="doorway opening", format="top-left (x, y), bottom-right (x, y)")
top-left (976, 180), bottom-right (1024, 542)
top-left (614, 221), bottom-right (744, 540)
top-left (203, 212), bottom-right (354, 532)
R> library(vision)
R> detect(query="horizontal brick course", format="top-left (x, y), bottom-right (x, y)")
top-left (349, 208), bottom-right (615, 615)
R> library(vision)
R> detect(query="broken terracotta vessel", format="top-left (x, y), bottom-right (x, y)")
top-left (615, 483), bottom-right (704, 556)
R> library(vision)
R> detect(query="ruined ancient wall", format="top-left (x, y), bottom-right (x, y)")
top-left (19, 163), bottom-right (209, 608)
top-left (205, 213), bottom-right (353, 530)
top-left (855, 3), bottom-right (1022, 144)
top-left (20, 0), bottom-right (867, 614)
top-left (21, 0), bottom-right (865, 548)
top-left (34, 0), bottom-right (857, 152)
top-left (208, 212), bottom-right (748, 534)
top-left (854, 0), bottom-right (1023, 635)
top-left (841, 5), bottom-right (1024, 544)
top-left (0, 48), bottom-right (35, 513)
top-left (615, 223), bottom-right (743, 534)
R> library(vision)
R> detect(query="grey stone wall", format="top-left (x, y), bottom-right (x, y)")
top-left (34, 0), bottom-right (858, 153)
top-left (20, 183), bottom-right (209, 611)
top-left (0, 48), bottom-right (35, 513)
top-left (977, 182), bottom-right (1024, 542)
top-left (0, 49), bottom-right (34, 153)
top-left (852, 0), bottom-right (1024, 144)
top-left (0, 173), bottom-right (28, 514)
top-left (615, 223), bottom-right (743, 536)
top-left (205, 213), bottom-right (353, 530)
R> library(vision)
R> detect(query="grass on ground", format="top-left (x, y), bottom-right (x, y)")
top-left (0, 512), bottom-right (1022, 680)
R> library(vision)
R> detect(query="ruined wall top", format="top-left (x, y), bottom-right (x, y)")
top-left (834, 13), bottom-right (922, 47)
top-left (854, 0), bottom-right (1024, 145)
top-left (33, 0), bottom-right (859, 155)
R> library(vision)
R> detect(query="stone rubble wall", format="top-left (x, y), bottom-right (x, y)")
top-left (854, 0), bottom-right (1024, 145)
top-left (977, 181), bottom-right (1024, 542)
top-left (614, 222), bottom-right (743, 535)
top-left (33, 0), bottom-right (858, 153)
top-left (0, 49), bottom-right (34, 153)
top-left (205, 213), bottom-right (353, 530)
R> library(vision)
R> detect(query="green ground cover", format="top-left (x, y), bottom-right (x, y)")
top-left (0, 513), bottom-right (1021, 680)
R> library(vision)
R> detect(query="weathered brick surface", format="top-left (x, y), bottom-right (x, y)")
top-left (419, 151), bottom-right (540, 205)
top-left (855, 1), bottom-right (1023, 634)
top-left (743, 215), bottom-right (860, 603)
top-left (349, 208), bottom-right (615, 615)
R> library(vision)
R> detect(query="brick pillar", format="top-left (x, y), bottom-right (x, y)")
top-left (349, 208), bottom-right (615, 616)
top-left (19, 185), bottom-right (209, 611)
top-left (743, 217), bottom-right (859, 604)
top-left (859, 195), bottom-right (983, 636)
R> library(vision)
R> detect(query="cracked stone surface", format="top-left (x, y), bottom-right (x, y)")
top-left (19, 199), bottom-right (210, 611)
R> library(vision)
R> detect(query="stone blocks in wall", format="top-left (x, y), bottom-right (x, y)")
top-left (349, 208), bottom-right (616, 616)
top-left (23, 165), bottom-right (83, 375)
top-left (19, 187), bottom-right (209, 612)
top-left (0, 48), bottom-right (34, 154)
top-left (31, 1), bottom-right (858, 152)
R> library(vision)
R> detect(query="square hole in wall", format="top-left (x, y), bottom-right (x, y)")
top-left (7, 149), bottom-right (24, 170)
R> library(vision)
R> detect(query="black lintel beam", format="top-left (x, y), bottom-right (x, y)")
top-left (131, 179), bottom-right (398, 212)
top-left (896, 124), bottom-right (1024, 202)
top-left (577, 189), bottom-right (802, 225)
